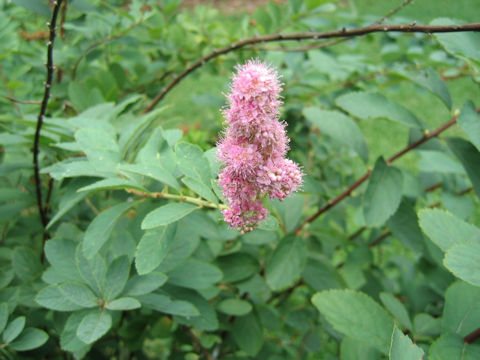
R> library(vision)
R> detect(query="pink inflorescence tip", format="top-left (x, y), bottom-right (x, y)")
top-left (217, 60), bottom-right (303, 233)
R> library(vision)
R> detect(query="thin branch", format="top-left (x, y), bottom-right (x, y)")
top-left (368, 230), bottom-right (392, 248)
top-left (3, 95), bottom-right (41, 105)
top-left (143, 21), bottom-right (480, 113)
top-left (465, 327), bottom-right (480, 344)
top-left (126, 189), bottom-right (228, 210)
top-left (257, 0), bottom-right (414, 52)
top-left (33, 0), bottom-right (63, 229)
top-left (183, 326), bottom-right (213, 360)
top-left (294, 115), bottom-right (459, 235)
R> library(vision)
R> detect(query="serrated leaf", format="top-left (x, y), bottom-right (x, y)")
top-left (141, 203), bottom-right (199, 229)
top-left (312, 289), bottom-right (394, 354)
top-left (389, 325), bottom-right (424, 360)
top-left (443, 281), bottom-right (480, 336)
top-left (418, 209), bottom-right (480, 251)
top-left (105, 297), bottom-right (141, 310)
top-left (76, 310), bottom-right (112, 344)
top-left (303, 107), bottom-right (368, 162)
top-left (135, 225), bottom-right (176, 275)
top-left (444, 242), bottom-right (480, 286)
top-left (266, 235), bottom-right (306, 291)
top-left (2, 316), bottom-right (25, 344)
top-left (380, 292), bottom-right (413, 331)
top-left (429, 333), bottom-right (480, 360)
top-left (103, 256), bottom-right (130, 301)
top-left (458, 101), bottom-right (480, 152)
top-left (336, 92), bottom-right (422, 128)
top-left (363, 157), bottom-right (403, 227)
top-left (9, 328), bottom-right (48, 351)
top-left (168, 259), bottom-right (222, 290)
top-left (83, 202), bottom-right (135, 259)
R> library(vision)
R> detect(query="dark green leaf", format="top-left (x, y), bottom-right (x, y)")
top-left (9, 328), bottom-right (49, 351)
top-left (458, 101), bottom-right (480, 152)
top-left (216, 253), bottom-right (259, 283)
top-left (217, 298), bottom-right (252, 316)
top-left (380, 292), bottom-right (413, 331)
top-left (138, 293), bottom-right (199, 317)
top-left (141, 203), bottom-right (199, 229)
top-left (103, 256), bottom-right (130, 301)
top-left (2, 316), bottom-right (25, 344)
top-left (233, 312), bottom-right (264, 356)
top-left (447, 137), bottom-right (480, 198)
top-left (76, 310), bottom-right (112, 344)
top-left (35, 285), bottom-right (85, 311)
top-left (12, 247), bottom-right (42, 282)
top-left (168, 259), bottom-right (222, 290)
top-left (123, 272), bottom-right (168, 296)
top-left (135, 225), bottom-right (177, 275)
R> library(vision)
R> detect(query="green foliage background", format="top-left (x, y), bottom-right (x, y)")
top-left (1, 0), bottom-right (480, 359)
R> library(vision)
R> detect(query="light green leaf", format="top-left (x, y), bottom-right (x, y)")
top-left (418, 150), bottom-right (466, 174)
top-left (429, 333), bottom-right (480, 360)
top-left (58, 282), bottom-right (99, 308)
top-left (168, 259), bottom-right (222, 290)
top-left (266, 235), bottom-right (306, 291)
top-left (443, 281), bottom-right (480, 336)
top-left (75, 128), bottom-right (120, 171)
top-left (336, 92), bottom-right (422, 128)
top-left (458, 101), bottom-right (480, 152)
top-left (389, 325), bottom-right (424, 360)
top-left (181, 177), bottom-right (218, 203)
top-left (123, 272), bottom-right (168, 296)
top-left (413, 313), bottom-right (441, 338)
top-left (303, 107), bottom-right (368, 162)
top-left (175, 142), bottom-right (211, 185)
top-left (444, 242), bottom-right (480, 286)
top-left (447, 137), bottom-right (480, 198)
top-left (312, 289), bottom-right (394, 354)
top-left (217, 298), bottom-right (252, 316)
top-left (233, 312), bottom-right (264, 356)
top-left (12, 247), bottom-right (42, 282)
top-left (431, 18), bottom-right (480, 64)
top-left (135, 225), bottom-right (177, 275)
top-left (76, 310), bottom-right (112, 344)
top-left (9, 328), bottom-right (49, 351)
top-left (363, 157), bottom-right (403, 227)
top-left (77, 178), bottom-right (147, 193)
top-left (45, 238), bottom-right (82, 281)
top-left (418, 209), bottom-right (480, 252)
top-left (83, 202), bottom-right (135, 259)
top-left (138, 293), bottom-right (199, 317)
top-left (42, 159), bottom-right (112, 180)
top-left (103, 256), bottom-right (130, 301)
top-left (60, 311), bottom-right (91, 352)
top-left (341, 337), bottom-right (382, 360)
top-left (105, 297), bottom-right (141, 310)
top-left (35, 285), bottom-right (84, 311)
top-left (141, 203), bottom-right (199, 229)
top-left (75, 246), bottom-right (107, 296)
top-left (380, 292), bottom-right (413, 332)
top-left (118, 163), bottom-right (179, 190)
top-left (2, 316), bottom-right (25, 344)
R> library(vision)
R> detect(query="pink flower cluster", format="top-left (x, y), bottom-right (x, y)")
top-left (217, 60), bottom-right (302, 232)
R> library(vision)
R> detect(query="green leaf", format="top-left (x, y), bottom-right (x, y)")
top-left (387, 200), bottom-right (424, 253)
top-left (443, 281), bottom-right (480, 336)
top-left (336, 92), bottom-right (422, 128)
top-left (272, 194), bottom-right (304, 233)
top-left (12, 247), bottom-right (42, 282)
top-left (181, 177), bottom-right (218, 203)
top-left (216, 253), bottom-right (259, 283)
top-left (168, 259), bottom-right (223, 290)
top-left (139, 293), bottom-right (199, 317)
top-left (266, 235), bottom-right (306, 291)
top-left (431, 18), bottom-right (480, 64)
top-left (9, 328), bottom-right (49, 351)
top-left (447, 137), bottom-right (480, 198)
top-left (58, 282), bottom-right (99, 308)
top-left (312, 289), bottom-right (394, 354)
top-left (135, 225), bottom-right (177, 275)
top-left (105, 297), bottom-right (141, 310)
top-left (418, 209), bottom-right (480, 252)
top-left (380, 292), bottom-right (413, 331)
top-left (11, 0), bottom-right (51, 15)
top-left (76, 310), bottom-right (112, 344)
top-left (389, 325), bottom-right (424, 360)
top-left (363, 157), bottom-right (403, 227)
top-left (413, 313), bottom-right (441, 338)
top-left (429, 333), bottom-right (480, 360)
top-left (301, 258), bottom-right (344, 291)
top-left (341, 337), bottom-right (382, 360)
top-left (444, 242), bottom-right (480, 286)
top-left (75, 246), bottom-right (107, 296)
top-left (141, 203), bottom-right (199, 229)
top-left (233, 312), bottom-right (264, 356)
top-left (77, 178), bottom-right (147, 193)
top-left (417, 150), bottom-right (466, 174)
top-left (60, 311), bottom-right (90, 352)
top-left (217, 298), bottom-right (252, 316)
top-left (2, 316), bottom-right (25, 344)
top-left (175, 142), bottom-right (211, 185)
top-left (103, 256), bottom-right (130, 301)
top-left (45, 238), bottom-right (82, 281)
top-left (0, 303), bottom-right (7, 333)
top-left (123, 272), bottom-right (168, 296)
top-left (118, 163), bottom-right (180, 190)
top-left (83, 202), bottom-right (135, 259)
top-left (42, 158), bottom-right (112, 180)
top-left (35, 285), bottom-right (84, 311)
top-left (303, 107), bottom-right (368, 162)
top-left (458, 101), bottom-right (480, 152)
top-left (75, 128), bottom-right (120, 171)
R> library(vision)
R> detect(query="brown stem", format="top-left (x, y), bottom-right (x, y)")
top-left (143, 22), bottom-right (480, 113)
top-left (183, 326), bottom-right (213, 360)
top-left (294, 116), bottom-right (459, 235)
top-left (33, 0), bottom-right (63, 229)
top-left (368, 230), bottom-right (392, 248)
top-left (465, 327), bottom-right (480, 344)
top-left (2, 96), bottom-right (41, 105)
